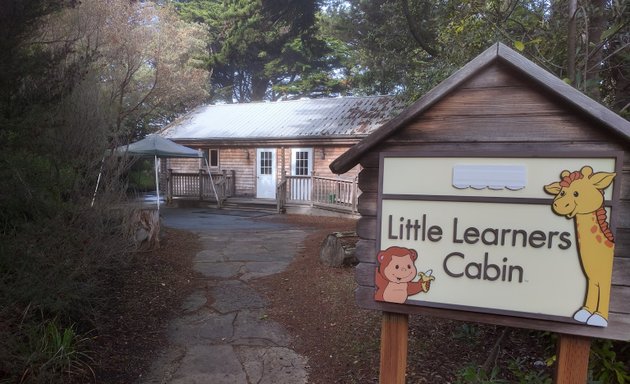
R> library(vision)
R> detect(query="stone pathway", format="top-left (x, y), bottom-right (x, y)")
top-left (141, 208), bottom-right (310, 384)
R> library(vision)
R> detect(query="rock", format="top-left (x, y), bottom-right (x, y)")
top-left (319, 232), bottom-right (358, 267)
top-left (135, 227), bottom-right (149, 242)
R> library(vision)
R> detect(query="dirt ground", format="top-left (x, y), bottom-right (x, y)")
top-left (256, 215), bottom-right (553, 383)
top-left (93, 214), bottom-right (552, 384)
top-left (92, 227), bottom-right (200, 383)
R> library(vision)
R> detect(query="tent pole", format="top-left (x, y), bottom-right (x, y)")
top-left (155, 155), bottom-right (160, 213)
top-left (204, 158), bottom-right (221, 209)
top-left (91, 156), bottom-right (105, 207)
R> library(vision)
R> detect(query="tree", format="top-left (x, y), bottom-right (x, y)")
top-left (0, 1), bottom-right (212, 380)
top-left (319, 0), bottom-right (447, 97)
top-left (319, 0), bottom-right (630, 116)
top-left (93, 1), bottom-right (210, 137)
top-left (174, 0), bottom-right (337, 102)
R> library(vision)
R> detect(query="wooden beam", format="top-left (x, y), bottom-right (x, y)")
top-left (379, 312), bottom-right (409, 384)
top-left (554, 334), bottom-right (591, 383)
top-left (355, 287), bottom-right (630, 341)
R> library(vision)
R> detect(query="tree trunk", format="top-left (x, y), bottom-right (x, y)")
top-left (610, 42), bottom-right (630, 114)
top-left (319, 232), bottom-right (358, 267)
top-left (131, 208), bottom-right (160, 250)
top-left (251, 76), bottom-right (269, 101)
top-left (585, 0), bottom-right (606, 99)
top-left (567, 0), bottom-right (577, 83)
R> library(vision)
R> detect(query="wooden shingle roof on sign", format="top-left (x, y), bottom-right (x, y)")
top-left (330, 42), bottom-right (630, 175)
top-left (159, 95), bottom-right (404, 142)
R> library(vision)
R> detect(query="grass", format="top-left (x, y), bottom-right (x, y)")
top-left (17, 320), bottom-right (94, 382)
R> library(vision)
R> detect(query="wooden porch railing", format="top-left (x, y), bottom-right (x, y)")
top-left (276, 177), bottom-right (287, 214)
top-left (166, 169), bottom-right (235, 205)
top-left (283, 174), bottom-right (358, 213)
top-left (166, 169), bottom-right (358, 214)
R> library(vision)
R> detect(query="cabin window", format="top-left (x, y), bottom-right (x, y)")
top-left (291, 148), bottom-right (313, 176)
top-left (203, 148), bottom-right (219, 168)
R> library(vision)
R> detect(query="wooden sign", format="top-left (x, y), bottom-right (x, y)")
top-left (328, 42), bottom-right (630, 383)
top-left (376, 152), bottom-right (622, 333)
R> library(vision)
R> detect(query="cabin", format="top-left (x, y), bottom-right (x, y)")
top-left (158, 96), bottom-right (404, 211)
top-left (330, 42), bottom-right (630, 346)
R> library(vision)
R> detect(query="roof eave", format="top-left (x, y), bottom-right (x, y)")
top-left (329, 43), bottom-right (500, 174)
top-left (170, 135), bottom-right (368, 147)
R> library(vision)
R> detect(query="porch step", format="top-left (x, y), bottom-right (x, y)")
top-left (222, 197), bottom-right (278, 213)
top-left (167, 197), bottom-right (276, 213)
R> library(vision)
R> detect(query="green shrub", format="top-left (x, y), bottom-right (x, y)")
top-left (455, 364), bottom-right (507, 384)
top-left (507, 357), bottom-right (552, 384)
top-left (128, 159), bottom-right (156, 192)
top-left (590, 340), bottom-right (630, 384)
top-left (453, 323), bottom-right (481, 343)
top-left (0, 188), bottom-right (135, 382)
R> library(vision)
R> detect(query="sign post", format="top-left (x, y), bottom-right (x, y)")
top-left (379, 312), bottom-right (409, 384)
top-left (555, 334), bottom-right (591, 383)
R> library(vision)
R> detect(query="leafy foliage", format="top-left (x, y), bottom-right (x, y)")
top-left (319, 0), bottom-right (629, 115)
top-left (84, 1), bottom-right (210, 136)
top-left (174, 0), bottom-right (345, 101)
top-left (0, 1), bottom-right (210, 382)
top-left (590, 340), bottom-right (630, 384)
top-left (320, 0), bottom-right (442, 97)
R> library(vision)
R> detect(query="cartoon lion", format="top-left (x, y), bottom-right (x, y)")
top-left (375, 246), bottom-right (434, 304)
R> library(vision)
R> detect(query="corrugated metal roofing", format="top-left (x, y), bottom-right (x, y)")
top-left (160, 96), bottom-right (404, 140)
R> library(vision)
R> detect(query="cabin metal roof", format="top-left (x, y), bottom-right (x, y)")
top-left (330, 42), bottom-right (630, 175)
top-left (160, 96), bottom-right (404, 140)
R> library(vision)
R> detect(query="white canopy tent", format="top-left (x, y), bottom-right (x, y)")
top-left (94, 134), bottom-right (218, 211)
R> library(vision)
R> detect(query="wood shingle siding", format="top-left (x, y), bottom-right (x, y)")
top-left (218, 148), bottom-right (255, 196)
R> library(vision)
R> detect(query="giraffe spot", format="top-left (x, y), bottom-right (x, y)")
top-left (596, 235), bottom-right (602, 243)
top-left (591, 225), bottom-right (598, 233)
top-left (605, 240), bottom-right (614, 248)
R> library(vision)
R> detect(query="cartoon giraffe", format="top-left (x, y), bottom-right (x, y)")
top-left (544, 166), bottom-right (616, 327)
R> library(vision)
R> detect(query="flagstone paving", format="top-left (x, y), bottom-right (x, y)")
top-left (141, 207), bottom-right (309, 384)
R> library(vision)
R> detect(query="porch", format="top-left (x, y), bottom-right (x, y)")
top-left (165, 170), bottom-right (359, 215)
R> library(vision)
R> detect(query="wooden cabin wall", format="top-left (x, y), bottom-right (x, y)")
top-left (220, 148), bottom-right (256, 197)
top-left (354, 62), bottom-right (630, 340)
top-left (166, 158), bottom-right (202, 173)
top-left (316, 146), bottom-right (362, 179)
top-left (165, 149), bottom-right (256, 196)
top-left (166, 145), bottom-right (361, 198)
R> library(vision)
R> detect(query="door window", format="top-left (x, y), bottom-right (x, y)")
top-left (260, 151), bottom-right (272, 175)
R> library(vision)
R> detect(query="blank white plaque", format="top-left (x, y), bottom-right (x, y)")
top-left (452, 164), bottom-right (527, 190)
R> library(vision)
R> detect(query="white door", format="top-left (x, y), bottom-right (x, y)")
top-left (290, 148), bottom-right (313, 200)
top-left (256, 148), bottom-right (276, 198)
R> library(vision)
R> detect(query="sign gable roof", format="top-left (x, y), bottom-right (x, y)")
top-left (330, 42), bottom-right (630, 175)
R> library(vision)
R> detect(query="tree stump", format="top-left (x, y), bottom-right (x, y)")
top-left (130, 208), bottom-right (160, 250)
top-left (319, 231), bottom-right (358, 267)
